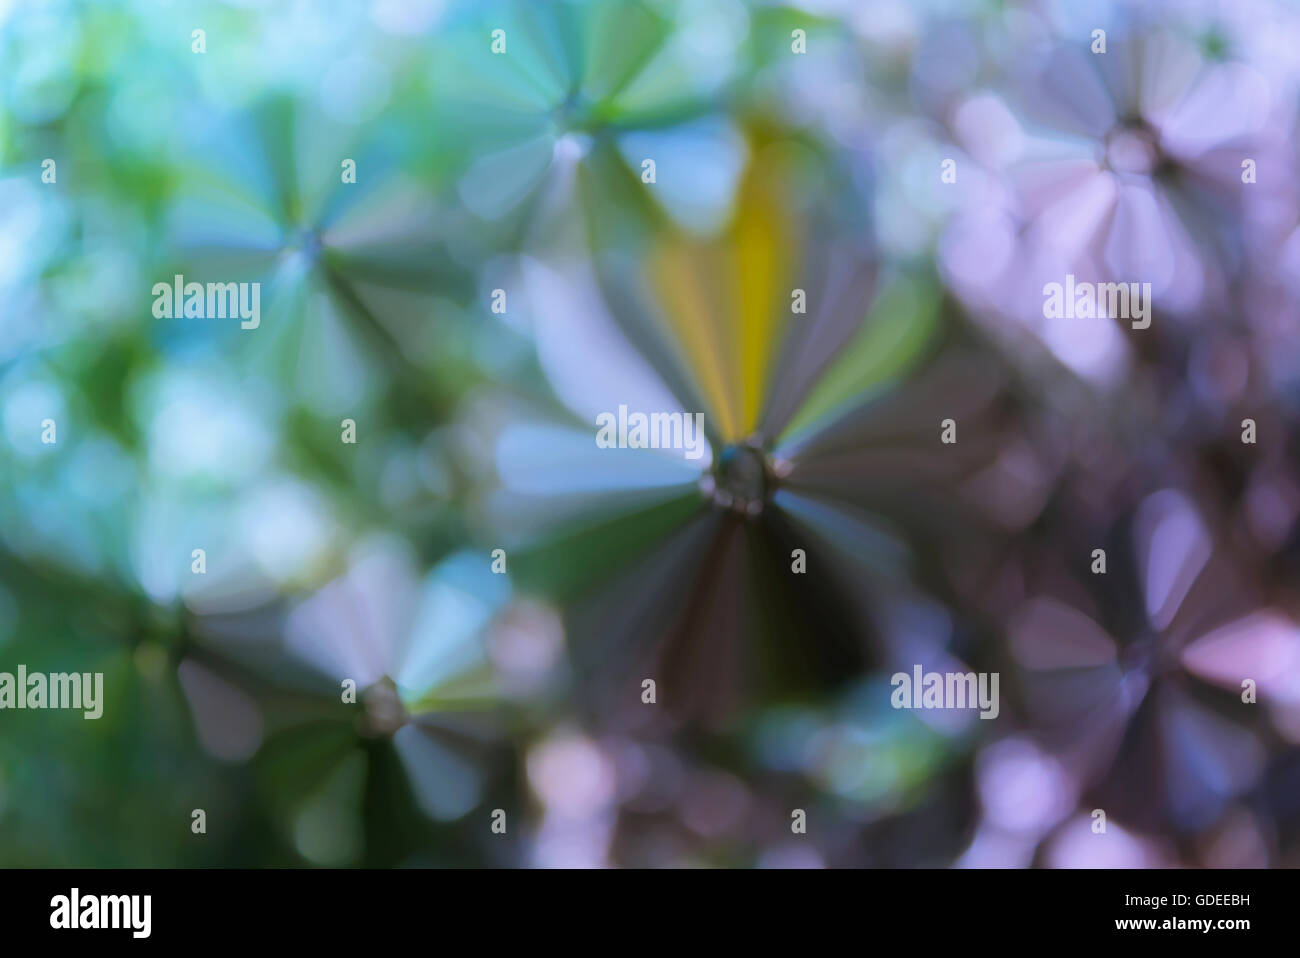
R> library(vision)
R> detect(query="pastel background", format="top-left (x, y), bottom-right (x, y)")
top-left (2, 0), bottom-right (1299, 867)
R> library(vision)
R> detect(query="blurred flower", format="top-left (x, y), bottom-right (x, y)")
top-left (941, 29), bottom-right (1287, 393)
top-left (429, 0), bottom-right (750, 236)
top-left (1007, 488), bottom-right (1294, 834)
top-left (478, 144), bottom-right (1018, 723)
top-left (179, 540), bottom-right (510, 862)
top-left (163, 96), bottom-right (455, 418)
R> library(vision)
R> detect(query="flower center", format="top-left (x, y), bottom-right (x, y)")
top-left (360, 677), bottom-right (408, 737)
top-left (1104, 126), bottom-right (1159, 176)
top-left (700, 439), bottom-right (781, 516)
top-left (286, 226), bottom-right (325, 266)
top-left (1120, 633), bottom-right (1180, 680)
